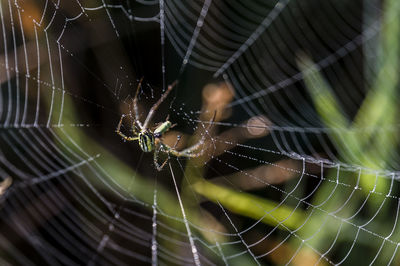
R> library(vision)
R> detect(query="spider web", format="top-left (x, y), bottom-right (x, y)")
top-left (0, 0), bottom-right (399, 265)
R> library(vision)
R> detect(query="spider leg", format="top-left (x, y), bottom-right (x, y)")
top-left (154, 144), bottom-right (169, 171)
top-left (133, 77), bottom-right (144, 129)
top-left (160, 142), bottom-right (202, 158)
top-left (116, 114), bottom-right (139, 141)
top-left (159, 111), bottom-right (216, 157)
top-left (154, 135), bottom-right (182, 171)
top-left (181, 110), bottom-right (216, 154)
top-left (143, 80), bottom-right (177, 129)
top-left (173, 135), bottom-right (182, 149)
top-left (174, 135), bottom-right (207, 157)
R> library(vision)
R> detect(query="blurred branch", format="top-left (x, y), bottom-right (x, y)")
top-left (178, 82), bottom-right (306, 232)
top-left (212, 159), bottom-right (301, 190)
top-left (193, 179), bottom-right (306, 230)
top-left (0, 177), bottom-right (12, 196)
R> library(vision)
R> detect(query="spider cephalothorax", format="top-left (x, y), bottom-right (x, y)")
top-left (116, 78), bottom-right (213, 171)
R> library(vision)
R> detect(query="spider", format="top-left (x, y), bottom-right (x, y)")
top-left (116, 78), bottom-right (214, 171)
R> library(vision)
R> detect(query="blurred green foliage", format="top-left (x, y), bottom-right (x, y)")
top-left (43, 0), bottom-right (400, 264)
top-left (295, 0), bottom-right (400, 263)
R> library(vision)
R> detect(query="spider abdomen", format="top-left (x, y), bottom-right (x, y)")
top-left (139, 131), bottom-right (155, 152)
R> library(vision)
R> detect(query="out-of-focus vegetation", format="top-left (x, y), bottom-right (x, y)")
top-left (50, 83), bottom-right (259, 265)
top-left (5, 0), bottom-right (399, 265)
top-left (51, 0), bottom-right (400, 260)
top-left (295, 0), bottom-right (400, 264)
top-left (50, 78), bottom-right (309, 265)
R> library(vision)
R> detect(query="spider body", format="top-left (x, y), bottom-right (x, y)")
top-left (139, 121), bottom-right (171, 152)
top-left (138, 130), bottom-right (155, 152)
top-left (116, 79), bottom-right (213, 171)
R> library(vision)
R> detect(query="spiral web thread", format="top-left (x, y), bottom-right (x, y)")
top-left (0, 0), bottom-right (399, 265)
